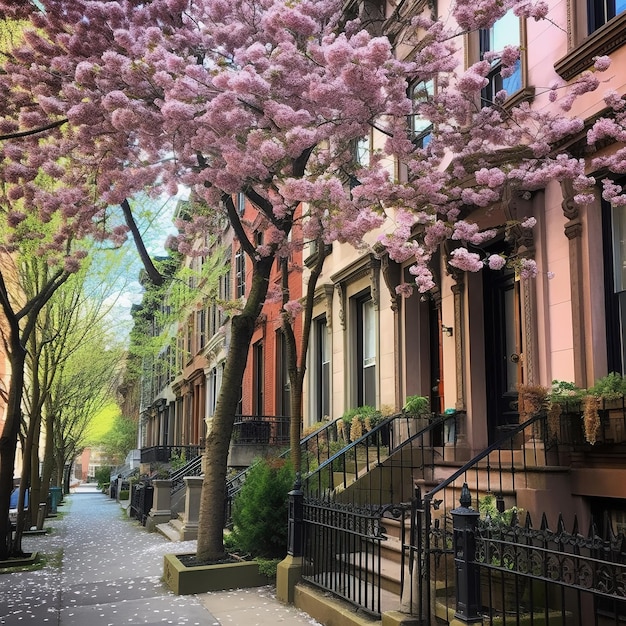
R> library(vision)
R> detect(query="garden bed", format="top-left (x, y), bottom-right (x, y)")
top-left (163, 553), bottom-right (272, 594)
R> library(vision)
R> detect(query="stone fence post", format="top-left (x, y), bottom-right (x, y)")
top-left (146, 479), bottom-right (172, 531)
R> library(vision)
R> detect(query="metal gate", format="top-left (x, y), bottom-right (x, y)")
top-left (302, 496), bottom-right (419, 617)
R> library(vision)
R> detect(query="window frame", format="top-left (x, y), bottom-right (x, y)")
top-left (356, 294), bottom-right (377, 408)
top-left (555, 2), bottom-right (626, 80)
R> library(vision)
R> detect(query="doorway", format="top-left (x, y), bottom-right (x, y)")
top-left (483, 267), bottom-right (522, 444)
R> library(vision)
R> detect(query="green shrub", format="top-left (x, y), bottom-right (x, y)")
top-left (257, 558), bottom-right (281, 579)
top-left (118, 489), bottom-right (129, 500)
top-left (169, 448), bottom-right (188, 471)
top-left (549, 380), bottom-right (585, 404)
top-left (230, 458), bottom-right (295, 558)
top-left (95, 466), bottom-right (112, 489)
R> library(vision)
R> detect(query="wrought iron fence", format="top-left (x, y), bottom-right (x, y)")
top-left (298, 409), bottom-right (626, 624)
top-left (469, 494), bottom-right (626, 625)
top-left (129, 481), bottom-right (153, 526)
top-left (231, 415), bottom-right (290, 446)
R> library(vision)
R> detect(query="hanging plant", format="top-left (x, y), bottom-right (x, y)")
top-left (582, 395), bottom-right (601, 445)
top-left (547, 402), bottom-right (562, 440)
top-left (517, 384), bottom-right (548, 421)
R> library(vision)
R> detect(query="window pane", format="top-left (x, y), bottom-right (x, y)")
top-left (502, 60), bottom-right (522, 94)
top-left (491, 10), bottom-right (520, 50)
top-left (612, 203), bottom-right (626, 292)
top-left (356, 135), bottom-right (371, 167)
top-left (363, 299), bottom-right (376, 365)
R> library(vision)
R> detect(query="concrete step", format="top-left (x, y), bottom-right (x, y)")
top-left (339, 551), bottom-right (405, 597)
top-left (380, 535), bottom-right (403, 567)
top-left (156, 520), bottom-right (182, 542)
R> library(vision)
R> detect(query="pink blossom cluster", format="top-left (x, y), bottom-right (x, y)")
top-left (448, 247), bottom-right (484, 273)
top-left (0, 0), bottom-right (622, 296)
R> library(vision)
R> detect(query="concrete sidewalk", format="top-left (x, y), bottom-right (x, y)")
top-left (0, 484), bottom-right (321, 625)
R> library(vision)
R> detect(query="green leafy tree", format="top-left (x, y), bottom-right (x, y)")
top-left (99, 413), bottom-right (138, 466)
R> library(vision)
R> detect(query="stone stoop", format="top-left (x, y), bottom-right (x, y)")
top-left (156, 513), bottom-right (198, 542)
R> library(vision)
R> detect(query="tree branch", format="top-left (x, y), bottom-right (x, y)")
top-left (120, 199), bottom-right (165, 287)
top-left (0, 118), bottom-right (68, 141)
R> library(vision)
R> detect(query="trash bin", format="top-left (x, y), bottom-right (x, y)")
top-left (49, 487), bottom-right (62, 514)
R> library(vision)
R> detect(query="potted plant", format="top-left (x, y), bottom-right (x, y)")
top-left (338, 405), bottom-right (380, 442)
top-left (547, 380), bottom-right (585, 441)
top-left (402, 395), bottom-right (430, 417)
top-left (584, 373), bottom-right (626, 444)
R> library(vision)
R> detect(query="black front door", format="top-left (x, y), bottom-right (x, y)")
top-left (483, 268), bottom-right (522, 444)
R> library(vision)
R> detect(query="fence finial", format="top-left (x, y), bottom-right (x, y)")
top-left (460, 482), bottom-right (471, 509)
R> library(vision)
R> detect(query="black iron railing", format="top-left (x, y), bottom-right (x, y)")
top-left (140, 445), bottom-right (202, 463)
top-left (171, 455), bottom-right (204, 495)
top-left (303, 412), bottom-right (459, 503)
top-left (231, 415), bottom-right (290, 446)
top-left (550, 398), bottom-right (626, 446)
top-left (301, 498), bottom-right (410, 616)
top-left (300, 418), bottom-right (344, 474)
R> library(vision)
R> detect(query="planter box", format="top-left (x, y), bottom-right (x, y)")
top-left (163, 553), bottom-right (272, 595)
top-left (0, 552), bottom-right (38, 569)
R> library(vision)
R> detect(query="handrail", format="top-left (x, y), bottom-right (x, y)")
top-left (225, 417), bottom-right (340, 497)
top-left (303, 412), bottom-right (458, 502)
top-left (424, 411), bottom-right (548, 504)
top-left (171, 455), bottom-right (203, 494)
top-left (418, 411), bottom-right (552, 622)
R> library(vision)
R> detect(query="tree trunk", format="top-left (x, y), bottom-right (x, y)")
top-left (38, 407), bottom-right (55, 529)
top-left (195, 256), bottom-right (274, 562)
top-left (13, 401), bottom-right (41, 546)
top-left (284, 240), bottom-right (329, 474)
top-left (0, 347), bottom-right (27, 559)
top-left (289, 383), bottom-right (303, 473)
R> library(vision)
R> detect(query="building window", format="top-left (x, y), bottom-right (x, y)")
top-left (409, 79), bottom-right (434, 148)
top-left (356, 296), bottom-right (377, 407)
top-left (235, 249), bottom-right (246, 298)
top-left (588, 0), bottom-right (626, 33)
top-left (253, 341), bottom-right (264, 415)
top-left (197, 308), bottom-right (206, 351)
top-left (480, 10), bottom-right (522, 103)
top-left (186, 316), bottom-right (193, 358)
top-left (207, 367), bottom-right (218, 418)
top-left (355, 132), bottom-right (372, 168)
top-left (603, 195), bottom-right (626, 373)
top-left (236, 192), bottom-right (246, 215)
top-left (277, 331), bottom-right (291, 417)
top-left (315, 318), bottom-right (331, 421)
